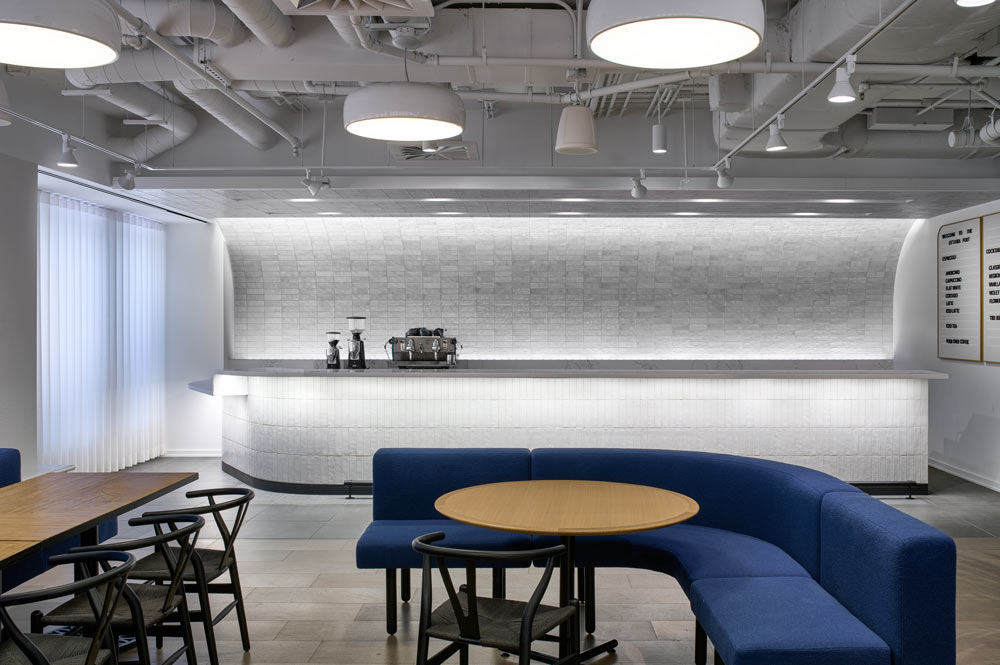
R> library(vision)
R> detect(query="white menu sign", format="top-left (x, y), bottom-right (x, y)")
top-left (983, 214), bottom-right (1000, 363)
top-left (938, 217), bottom-right (982, 361)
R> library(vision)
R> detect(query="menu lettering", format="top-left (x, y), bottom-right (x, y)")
top-left (983, 213), bottom-right (1000, 362)
top-left (939, 218), bottom-right (982, 361)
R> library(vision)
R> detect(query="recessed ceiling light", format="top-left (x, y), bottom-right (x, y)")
top-left (587, 0), bottom-right (765, 69)
top-left (343, 83), bottom-right (465, 142)
top-left (555, 211), bottom-right (584, 216)
top-left (673, 212), bottom-right (701, 216)
top-left (557, 198), bottom-right (592, 202)
top-left (692, 198), bottom-right (726, 203)
top-left (317, 212), bottom-right (342, 216)
top-left (0, 0), bottom-right (121, 69)
top-left (423, 197), bottom-right (457, 202)
top-left (288, 198), bottom-right (320, 203)
top-left (823, 199), bottom-right (861, 204)
top-left (436, 211), bottom-right (463, 215)
top-left (793, 212), bottom-right (823, 216)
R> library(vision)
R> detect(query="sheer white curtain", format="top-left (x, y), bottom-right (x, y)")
top-left (37, 192), bottom-right (166, 472)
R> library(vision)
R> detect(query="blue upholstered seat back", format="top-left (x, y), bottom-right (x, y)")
top-left (0, 448), bottom-right (21, 488)
top-left (531, 448), bottom-right (860, 578)
top-left (820, 492), bottom-right (956, 665)
top-left (372, 448), bottom-right (532, 520)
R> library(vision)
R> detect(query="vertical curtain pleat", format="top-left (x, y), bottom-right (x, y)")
top-left (37, 192), bottom-right (166, 472)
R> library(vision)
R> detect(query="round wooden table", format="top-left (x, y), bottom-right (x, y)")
top-left (435, 480), bottom-right (699, 662)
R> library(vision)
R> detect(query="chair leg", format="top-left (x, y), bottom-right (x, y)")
top-left (401, 568), bottom-right (411, 603)
top-left (133, 624), bottom-right (153, 665)
top-left (584, 568), bottom-right (595, 635)
top-left (229, 561), bottom-right (252, 652)
top-left (196, 577), bottom-right (221, 665)
top-left (460, 644), bottom-right (469, 665)
top-left (695, 620), bottom-right (707, 665)
top-left (386, 568), bottom-right (398, 636)
top-left (178, 598), bottom-right (199, 665)
top-left (492, 568), bottom-right (505, 599)
top-left (30, 610), bottom-right (41, 634)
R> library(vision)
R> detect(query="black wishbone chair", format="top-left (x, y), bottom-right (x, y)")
top-left (0, 550), bottom-right (135, 665)
top-left (134, 488), bottom-right (254, 665)
top-left (412, 532), bottom-right (580, 665)
top-left (33, 515), bottom-right (203, 665)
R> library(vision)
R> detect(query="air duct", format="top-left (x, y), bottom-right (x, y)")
top-left (174, 81), bottom-right (276, 149)
top-left (828, 115), bottom-right (1000, 158)
top-left (119, 0), bottom-right (249, 47)
top-left (218, 0), bottom-right (295, 48)
top-left (89, 83), bottom-right (198, 161)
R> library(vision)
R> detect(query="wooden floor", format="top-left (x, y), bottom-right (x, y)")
top-left (7, 459), bottom-right (999, 664)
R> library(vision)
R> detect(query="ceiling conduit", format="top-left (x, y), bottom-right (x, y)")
top-left (218, 0), bottom-right (295, 48)
top-left (825, 116), bottom-right (1000, 159)
top-left (174, 81), bottom-right (277, 149)
top-left (93, 83), bottom-right (198, 161)
top-left (119, 0), bottom-right (249, 47)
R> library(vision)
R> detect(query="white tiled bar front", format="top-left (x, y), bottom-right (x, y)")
top-left (219, 369), bottom-right (942, 488)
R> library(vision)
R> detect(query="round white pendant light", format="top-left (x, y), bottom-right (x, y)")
top-left (555, 105), bottom-right (598, 155)
top-left (343, 83), bottom-right (465, 142)
top-left (956, 0), bottom-right (995, 6)
top-left (0, 0), bottom-right (121, 69)
top-left (587, 0), bottom-right (765, 69)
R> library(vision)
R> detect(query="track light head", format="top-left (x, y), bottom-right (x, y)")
top-left (117, 168), bottom-right (136, 191)
top-left (716, 168), bottom-right (734, 189)
top-left (57, 135), bottom-right (78, 168)
top-left (630, 177), bottom-right (648, 199)
top-left (827, 67), bottom-right (858, 104)
top-left (765, 123), bottom-right (788, 152)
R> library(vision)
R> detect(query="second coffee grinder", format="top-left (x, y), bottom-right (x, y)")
top-left (346, 316), bottom-right (367, 369)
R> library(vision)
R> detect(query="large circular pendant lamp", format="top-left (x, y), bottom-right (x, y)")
top-left (343, 83), bottom-right (465, 142)
top-left (0, 0), bottom-right (121, 69)
top-left (587, 0), bottom-right (765, 70)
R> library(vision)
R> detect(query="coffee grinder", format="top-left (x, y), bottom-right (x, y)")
top-left (346, 316), bottom-right (367, 369)
top-left (325, 332), bottom-right (341, 370)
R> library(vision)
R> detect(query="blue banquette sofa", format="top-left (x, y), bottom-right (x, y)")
top-left (356, 448), bottom-right (956, 665)
top-left (0, 448), bottom-right (117, 592)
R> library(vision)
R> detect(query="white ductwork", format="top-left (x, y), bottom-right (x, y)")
top-left (827, 116), bottom-right (1000, 158)
top-left (174, 81), bottom-right (277, 150)
top-left (119, 0), bottom-right (249, 47)
top-left (328, 14), bottom-right (362, 47)
top-left (218, 0), bottom-right (295, 48)
top-left (91, 84), bottom-right (198, 161)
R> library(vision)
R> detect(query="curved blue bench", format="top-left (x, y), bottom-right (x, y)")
top-left (0, 448), bottom-right (118, 592)
top-left (356, 448), bottom-right (533, 635)
top-left (531, 448), bottom-right (955, 665)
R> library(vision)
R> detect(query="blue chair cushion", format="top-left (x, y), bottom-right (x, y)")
top-left (536, 525), bottom-right (809, 593)
top-left (0, 448), bottom-right (21, 488)
top-left (373, 448), bottom-right (531, 521)
top-left (691, 577), bottom-right (891, 665)
top-left (357, 520), bottom-right (533, 570)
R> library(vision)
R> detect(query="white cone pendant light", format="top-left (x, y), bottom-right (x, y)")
top-left (587, 0), bottom-right (765, 69)
top-left (0, 0), bottom-right (121, 69)
top-left (343, 83), bottom-right (465, 142)
top-left (555, 105), bottom-right (598, 155)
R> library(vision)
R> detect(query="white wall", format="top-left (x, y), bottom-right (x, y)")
top-left (0, 152), bottom-right (38, 472)
top-left (895, 198), bottom-right (1000, 490)
top-left (164, 222), bottom-right (226, 456)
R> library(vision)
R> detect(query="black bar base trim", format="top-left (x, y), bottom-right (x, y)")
top-left (852, 482), bottom-right (928, 497)
top-left (221, 462), bottom-right (373, 496)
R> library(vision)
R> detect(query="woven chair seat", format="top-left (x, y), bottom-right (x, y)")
top-left (39, 583), bottom-right (182, 630)
top-left (0, 634), bottom-right (113, 665)
top-left (130, 547), bottom-right (229, 582)
top-left (425, 591), bottom-right (575, 652)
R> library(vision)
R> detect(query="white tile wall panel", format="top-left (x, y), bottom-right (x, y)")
top-left (216, 217), bottom-right (913, 361)
top-left (221, 377), bottom-right (929, 486)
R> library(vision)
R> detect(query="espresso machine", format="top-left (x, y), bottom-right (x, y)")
top-left (346, 316), bottom-right (367, 369)
top-left (325, 332), bottom-right (341, 370)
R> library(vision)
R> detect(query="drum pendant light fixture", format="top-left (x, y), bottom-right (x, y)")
top-left (587, 0), bottom-right (765, 70)
top-left (343, 83), bottom-right (465, 142)
top-left (0, 0), bottom-right (121, 69)
top-left (555, 105), bottom-right (598, 155)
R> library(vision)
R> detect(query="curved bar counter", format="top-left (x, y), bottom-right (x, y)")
top-left (195, 361), bottom-right (946, 494)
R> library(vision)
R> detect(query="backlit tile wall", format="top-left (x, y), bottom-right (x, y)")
top-left (221, 376), bottom-right (929, 485)
top-left (216, 217), bottom-right (914, 360)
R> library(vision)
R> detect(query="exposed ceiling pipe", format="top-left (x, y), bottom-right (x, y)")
top-left (92, 84), bottom-right (199, 161)
top-left (118, 0), bottom-right (249, 47)
top-left (327, 14), bottom-right (362, 48)
top-left (828, 116), bottom-right (1000, 159)
top-left (174, 81), bottom-right (277, 150)
top-left (217, 0), bottom-right (295, 48)
top-left (109, 3), bottom-right (302, 152)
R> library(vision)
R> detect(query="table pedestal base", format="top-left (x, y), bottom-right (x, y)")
top-left (558, 536), bottom-right (619, 664)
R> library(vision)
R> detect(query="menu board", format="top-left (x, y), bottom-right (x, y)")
top-left (938, 217), bottom-right (982, 361)
top-left (984, 214), bottom-right (1000, 363)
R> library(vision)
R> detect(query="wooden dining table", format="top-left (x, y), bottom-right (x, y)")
top-left (436, 479), bottom-right (699, 663)
top-left (0, 471), bottom-right (198, 588)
